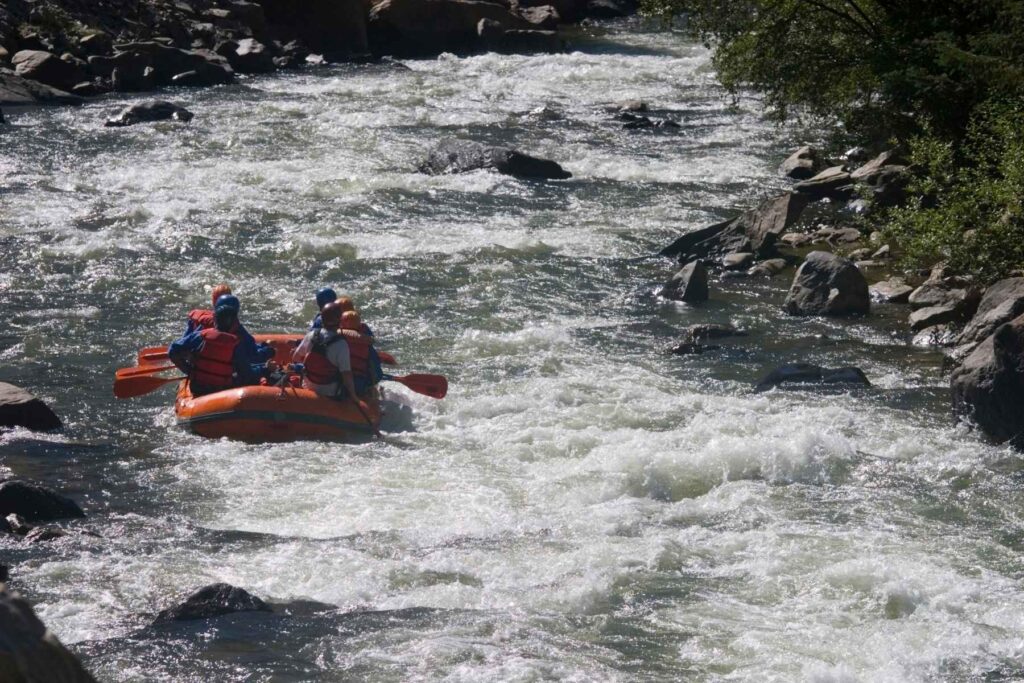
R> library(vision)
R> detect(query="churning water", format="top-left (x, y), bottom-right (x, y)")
top-left (2, 20), bottom-right (1023, 682)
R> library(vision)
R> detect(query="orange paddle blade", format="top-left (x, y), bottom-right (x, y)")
top-left (114, 374), bottom-right (184, 399)
top-left (137, 346), bottom-right (168, 366)
top-left (115, 365), bottom-right (176, 379)
top-left (383, 373), bottom-right (447, 399)
top-left (378, 350), bottom-right (398, 366)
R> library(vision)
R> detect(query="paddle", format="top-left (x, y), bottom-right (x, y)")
top-left (115, 364), bottom-right (177, 379)
top-left (114, 374), bottom-right (184, 399)
top-left (378, 350), bottom-right (397, 366)
top-left (137, 346), bottom-right (168, 365)
top-left (382, 373), bottom-right (448, 399)
top-left (353, 399), bottom-right (383, 439)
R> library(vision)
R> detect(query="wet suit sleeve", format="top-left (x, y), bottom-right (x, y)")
top-left (231, 344), bottom-right (263, 386)
top-left (236, 323), bottom-right (275, 363)
top-left (168, 331), bottom-right (204, 374)
top-left (309, 314), bottom-right (323, 331)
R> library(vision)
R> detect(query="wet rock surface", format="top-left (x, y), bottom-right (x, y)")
top-left (0, 383), bottom-right (61, 431)
top-left (663, 261), bottom-right (709, 303)
top-left (0, 481), bottom-right (85, 522)
top-left (755, 363), bottom-right (870, 392)
top-left (154, 583), bottom-right (272, 623)
top-left (0, 584), bottom-right (98, 682)
top-left (105, 100), bottom-right (194, 127)
top-left (419, 138), bottom-right (571, 179)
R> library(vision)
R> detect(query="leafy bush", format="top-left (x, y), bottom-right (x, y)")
top-left (882, 99), bottom-right (1024, 283)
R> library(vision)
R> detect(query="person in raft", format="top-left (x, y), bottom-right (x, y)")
top-left (168, 300), bottom-right (268, 397)
top-left (339, 310), bottom-right (383, 396)
top-left (292, 302), bottom-right (359, 400)
top-left (184, 286), bottom-right (274, 364)
top-left (308, 287), bottom-right (338, 331)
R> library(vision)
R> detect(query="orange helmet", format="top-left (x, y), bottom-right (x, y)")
top-left (211, 283), bottom-right (232, 308)
top-left (321, 302), bottom-right (343, 328)
top-left (340, 310), bottom-right (361, 331)
top-left (337, 296), bottom-right (355, 312)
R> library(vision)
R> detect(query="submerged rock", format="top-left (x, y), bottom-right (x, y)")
top-left (24, 526), bottom-right (68, 543)
top-left (663, 261), bottom-right (709, 303)
top-left (105, 100), bottom-right (194, 127)
top-left (783, 251), bottom-right (869, 317)
top-left (0, 383), bottom-right (61, 431)
top-left (870, 278), bottom-right (914, 304)
top-left (0, 585), bottom-right (98, 682)
top-left (154, 583), bottom-right (271, 624)
top-left (754, 363), bottom-right (870, 392)
top-left (0, 482), bottom-right (84, 522)
top-left (419, 138), bottom-right (571, 179)
top-left (672, 323), bottom-right (747, 354)
top-left (951, 313), bottom-right (1024, 449)
top-left (5, 514), bottom-right (32, 535)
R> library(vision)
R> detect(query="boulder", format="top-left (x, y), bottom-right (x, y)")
top-left (520, 5), bottom-right (561, 28)
top-left (78, 32), bottom-right (113, 56)
top-left (722, 252), bottom-right (754, 270)
top-left (813, 226), bottom-right (862, 245)
top-left (850, 149), bottom-right (904, 183)
top-left (91, 43), bottom-right (233, 87)
top-left (153, 583), bottom-right (271, 623)
top-left (866, 165), bottom-right (909, 207)
top-left (660, 193), bottom-right (808, 263)
top-left (747, 258), bottom-right (788, 277)
top-left (780, 232), bottom-right (812, 248)
top-left (663, 261), bottom-right (709, 303)
top-left (11, 50), bottom-right (85, 91)
top-left (5, 514), bottom-right (31, 535)
top-left (956, 278), bottom-right (1024, 349)
top-left (913, 323), bottom-right (958, 348)
top-left (793, 165), bottom-right (853, 199)
top-left (870, 278), bottom-right (913, 304)
top-left (105, 100), bottom-right (194, 127)
top-left (780, 145), bottom-right (821, 180)
top-left (0, 585), bottom-right (98, 682)
top-left (907, 280), bottom-right (981, 329)
top-left (231, 38), bottom-right (275, 73)
top-left (258, 0), bottom-right (369, 58)
top-left (0, 383), bottom-right (61, 431)
top-left (369, 0), bottom-right (532, 57)
top-left (951, 314), bottom-right (1024, 449)
top-left (24, 526), bottom-right (68, 543)
top-left (112, 64), bottom-right (156, 92)
top-left (586, 0), bottom-right (638, 18)
top-left (617, 112), bottom-right (679, 130)
top-left (0, 68), bottom-right (82, 106)
top-left (0, 482), bottom-right (84, 522)
top-left (418, 138), bottom-right (571, 179)
top-left (678, 323), bottom-right (747, 343)
top-left (783, 251), bottom-right (870, 316)
top-left (754, 363), bottom-right (870, 392)
top-left (519, 0), bottom-right (588, 22)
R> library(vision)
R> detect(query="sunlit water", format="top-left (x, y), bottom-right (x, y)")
top-left (2, 21), bottom-right (1023, 683)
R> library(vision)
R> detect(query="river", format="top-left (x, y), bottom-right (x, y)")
top-left (1, 19), bottom-right (1023, 683)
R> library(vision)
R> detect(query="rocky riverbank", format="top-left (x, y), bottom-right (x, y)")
top-left (660, 140), bottom-right (1024, 451)
top-left (0, 0), bottom-right (637, 110)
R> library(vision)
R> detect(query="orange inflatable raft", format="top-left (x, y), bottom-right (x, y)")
top-left (174, 333), bottom-right (381, 443)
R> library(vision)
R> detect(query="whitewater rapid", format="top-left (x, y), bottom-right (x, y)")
top-left (2, 21), bottom-right (1022, 682)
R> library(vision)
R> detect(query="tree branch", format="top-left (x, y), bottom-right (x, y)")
top-left (795, 0), bottom-right (877, 40)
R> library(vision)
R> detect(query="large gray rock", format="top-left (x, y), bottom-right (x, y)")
top-left (956, 278), bottom-right (1024, 348)
top-left (783, 251), bottom-right (870, 316)
top-left (154, 583), bottom-right (271, 623)
top-left (660, 193), bottom-right (808, 263)
top-left (850, 149), bottom-right (905, 182)
top-left (11, 50), bottom-right (86, 92)
top-left (0, 481), bottom-right (84, 522)
top-left (870, 278), bottom-right (913, 304)
top-left (951, 313), bottom-right (1024, 449)
top-left (0, 383), bottom-right (61, 431)
top-left (419, 138), bottom-right (571, 179)
top-left (663, 261), bottom-right (709, 303)
top-left (754, 363), bottom-right (870, 392)
top-left (231, 38), bottom-right (275, 73)
top-left (0, 585), bottom-right (98, 682)
top-left (907, 279), bottom-right (981, 330)
top-left (89, 43), bottom-right (233, 88)
top-left (369, 0), bottom-right (532, 57)
top-left (793, 165), bottom-right (852, 199)
top-left (105, 100), bottom-right (194, 127)
top-left (780, 145), bottom-right (822, 180)
top-left (477, 21), bottom-right (562, 54)
top-left (0, 69), bottom-right (82, 106)
top-left (519, 0), bottom-right (588, 22)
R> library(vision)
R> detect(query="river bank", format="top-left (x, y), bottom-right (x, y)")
top-left (2, 19), bottom-right (1024, 682)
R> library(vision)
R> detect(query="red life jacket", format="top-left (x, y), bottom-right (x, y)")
top-left (342, 330), bottom-right (373, 379)
top-left (191, 329), bottom-right (239, 388)
top-left (303, 331), bottom-right (345, 386)
top-left (188, 309), bottom-right (215, 331)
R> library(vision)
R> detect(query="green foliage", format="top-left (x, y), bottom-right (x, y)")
top-left (641, 0), bottom-right (1024, 143)
top-left (882, 100), bottom-right (1024, 283)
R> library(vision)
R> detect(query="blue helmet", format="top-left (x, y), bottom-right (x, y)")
top-left (214, 294), bottom-right (241, 313)
top-left (315, 287), bottom-right (337, 309)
